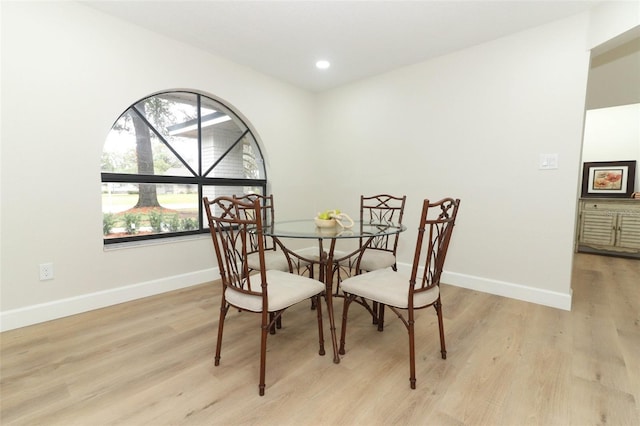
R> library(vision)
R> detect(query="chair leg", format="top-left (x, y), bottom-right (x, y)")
top-left (215, 303), bottom-right (229, 366)
top-left (309, 263), bottom-right (315, 279)
top-left (315, 294), bottom-right (325, 356)
top-left (435, 298), bottom-right (447, 359)
top-left (377, 303), bottom-right (385, 332)
top-left (259, 313), bottom-right (269, 396)
top-left (408, 310), bottom-right (416, 389)
top-left (267, 312), bottom-right (282, 333)
top-left (309, 264), bottom-right (317, 310)
top-left (333, 265), bottom-right (342, 295)
top-left (339, 294), bottom-right (355, 355)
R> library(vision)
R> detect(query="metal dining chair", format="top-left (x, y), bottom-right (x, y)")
top-left (203, 196), bottom-right (326, 396)
top-left (357, 194), bottom-right (407, 272)
top-left (338, 197), bottom-right (461, 389)
top-left (333, 194), bottom-right (406, 329)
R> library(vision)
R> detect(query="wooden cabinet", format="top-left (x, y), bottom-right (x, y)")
top-left (577, 199), bottom-right (640, 258)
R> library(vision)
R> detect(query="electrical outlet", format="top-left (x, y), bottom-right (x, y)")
top-left (39, 263), bottom-right (54, 281)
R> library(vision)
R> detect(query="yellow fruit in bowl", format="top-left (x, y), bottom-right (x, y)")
top-left (316, 209), bottom-right (342, 221)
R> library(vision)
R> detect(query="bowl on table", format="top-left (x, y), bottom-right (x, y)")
top-left (314, 217), bottom-right (336, 228)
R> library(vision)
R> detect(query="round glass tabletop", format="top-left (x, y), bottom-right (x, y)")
top-left (260, 219), bottom-right (406, 239)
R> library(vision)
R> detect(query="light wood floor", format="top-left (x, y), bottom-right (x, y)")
top-left (1, 253), bottom-right (638, 425)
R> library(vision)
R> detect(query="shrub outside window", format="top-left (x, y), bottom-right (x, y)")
top-left (101, 91), bottom-right (266, 244)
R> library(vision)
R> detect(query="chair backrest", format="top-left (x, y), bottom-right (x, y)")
top-left (360, 194), bottom-right (407, 253)
top-left (410, 198), bottom-right (460, 296)
top-left (203, 196), bottom-right (268, 304)
top-left (233, 193), bottom-right (277, 252)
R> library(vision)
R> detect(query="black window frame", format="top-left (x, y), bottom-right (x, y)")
top-left (101, 90), bottom-right (267, 245)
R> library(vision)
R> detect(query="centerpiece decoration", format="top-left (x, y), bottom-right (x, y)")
top-left (314, 209), bottom-right (354, 229)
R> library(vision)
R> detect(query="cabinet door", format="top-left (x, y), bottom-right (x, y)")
top-left (617, 213), bottom-right (640, 250)
top-left (579, 211), bottom-right (616, 245)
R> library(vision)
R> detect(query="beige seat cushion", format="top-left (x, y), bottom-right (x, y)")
top-left (292, 247), bottom-right (322, 262)
top-left (295, 247), bottom-right (354, 263)
top-left (225, 270), bottom-right (325, 312)
top-left (358, 249), bottom-right (396, 271)
top-left (333, 249), bottom-right (394, 271)
top-left (247, 250), bottom-right (290, 272)
top-left (340, 268), bottom-right (439, 309)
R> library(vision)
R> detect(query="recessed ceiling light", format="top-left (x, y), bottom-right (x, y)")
top-left (316, 60), bottom-right (330, 70)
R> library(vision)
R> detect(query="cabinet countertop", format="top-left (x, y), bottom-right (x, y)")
top-left (579, 198), bottom-right (640, 204)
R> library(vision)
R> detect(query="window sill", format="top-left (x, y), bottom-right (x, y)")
top-left (103, 233), bottom-right (209, 251)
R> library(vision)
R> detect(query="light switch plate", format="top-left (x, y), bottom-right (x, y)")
top-left (539, 153), bottom-right (558, 170)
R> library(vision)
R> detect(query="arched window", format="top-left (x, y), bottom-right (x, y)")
top-left (101, 91), bottom-right (266, 244)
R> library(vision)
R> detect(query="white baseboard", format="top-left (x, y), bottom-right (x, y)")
top-left (0, 268), bottom-right (220, 332)
top-left (397, 263), bottom-right (572, 311)
top-left (1, 263), bottom-right (573, 332)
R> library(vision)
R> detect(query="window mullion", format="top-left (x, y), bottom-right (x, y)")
top-left (197, 95), bottom-right (204, 229)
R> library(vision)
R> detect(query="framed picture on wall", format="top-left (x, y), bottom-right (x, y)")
top-left (581, 160), bottom-right (636, 198)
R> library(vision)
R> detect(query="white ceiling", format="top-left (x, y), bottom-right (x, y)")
top-left (83, 0), bottom-right (604, 92)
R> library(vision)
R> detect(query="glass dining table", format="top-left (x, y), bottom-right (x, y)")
top-left (260, 219), bottom-right (406, 363)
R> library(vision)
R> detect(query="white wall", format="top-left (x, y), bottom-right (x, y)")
top-left (0, 1), bottom-right (320, 330)
top-left (1, 1), bottom-right (638, 330)
top-left (315, 14), bottom-right (591, 310)
top-left (582, 104), bottom-right (640, 191)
